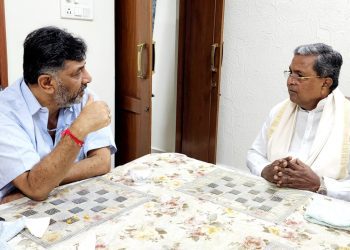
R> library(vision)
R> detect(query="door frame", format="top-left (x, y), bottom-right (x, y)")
top-left (0, 0), bottom-right (8, 89)
top-left (175, 0), bottom-right (186, 154)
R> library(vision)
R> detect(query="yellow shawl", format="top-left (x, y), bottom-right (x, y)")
top-left (267, 88), bottom-right (350, 179)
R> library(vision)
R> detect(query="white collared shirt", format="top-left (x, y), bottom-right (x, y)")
top-left (0, 78), bottom-right (117, 199)
top-left (247, 98), bottom-right (350, 201)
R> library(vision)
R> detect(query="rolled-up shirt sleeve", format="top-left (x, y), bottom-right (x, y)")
top-left (83, 125), bottom-right (117, 156)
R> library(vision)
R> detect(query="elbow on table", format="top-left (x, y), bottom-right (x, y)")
top-left (100, 161), bottom-right (112, 175)
top-left (12, 173), bottom-right (54, 202)
top-left (99, 152), bottom-right (112, 175)
top-left (25, 189), bottom-right (51, 201)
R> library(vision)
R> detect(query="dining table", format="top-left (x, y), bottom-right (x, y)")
top-left (1, 152), bottom-right (350, 249)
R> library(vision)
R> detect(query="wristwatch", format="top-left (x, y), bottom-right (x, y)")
top-left (316, 176), bottom-right (327, 195)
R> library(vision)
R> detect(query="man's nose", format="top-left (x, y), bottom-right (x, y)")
top-left (82, 69), bottom-right (92, 84)
top-left (287, 76), bottom-right (296, 85)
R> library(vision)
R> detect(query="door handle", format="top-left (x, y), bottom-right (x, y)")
top-left (137, 43), bottom-right (146, 79)
top-left (211, 43), bottom-right (219, 72)
top-left (152, 41), bottom-right (155, 74)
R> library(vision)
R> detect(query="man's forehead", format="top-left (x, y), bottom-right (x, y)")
top-left (290, 55), bottom-right (316, 70)
top-left (62, 60), bottom-right (86, 69)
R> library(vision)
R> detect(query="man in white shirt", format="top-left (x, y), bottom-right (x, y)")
top-left (0, 26), bottom-right (117, 204)
top-left (247, 43), bottom-right (350, 201)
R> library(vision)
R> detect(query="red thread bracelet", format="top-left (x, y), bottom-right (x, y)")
top-left (61, 129), bottom-right (84, 147)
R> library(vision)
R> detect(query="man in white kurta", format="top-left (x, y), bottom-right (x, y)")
top-left (247, 43), bottom-right (350, 201)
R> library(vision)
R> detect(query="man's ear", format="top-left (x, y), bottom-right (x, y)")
top-left (37, 74), bottom-right (55, 94)
top-left (322, 77), bottom-right (333, 89)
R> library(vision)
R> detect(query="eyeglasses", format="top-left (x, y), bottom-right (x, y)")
top-left (283, 70), bottom-right (321, 81)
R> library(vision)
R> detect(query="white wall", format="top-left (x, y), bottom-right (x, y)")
top-left (217, 0), bottom-right (350, 171)
top-left (4, 0), bottom-right (115, 163)
top-left (4, 0), bottom-right (115, 130)
top-left (151, 0), bottom-right (178, 152)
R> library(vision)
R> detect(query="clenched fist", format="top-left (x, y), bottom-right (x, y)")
top-left (70, 94), bottom-right (111, 140)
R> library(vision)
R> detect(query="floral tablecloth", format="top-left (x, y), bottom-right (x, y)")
top-left (3, 153), bottom-right (350, 249)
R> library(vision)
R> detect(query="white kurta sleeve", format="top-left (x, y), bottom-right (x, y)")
top-left (246, 122), bottom-right (271, 176)
top-left (324, 171), bottom-right (350, 201)
top-left (246, 103), bottom-right (285, 176)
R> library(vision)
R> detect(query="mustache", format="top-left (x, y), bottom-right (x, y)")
top-left (72, 84), bottom-right (87, 102)
top-left (81, 84), bottom-right (87, 91)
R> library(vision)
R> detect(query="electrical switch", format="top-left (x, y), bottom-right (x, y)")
top-left (60, 0), bottom-right (93, 21)
top-left (74, 7), bottom-right (83, 17)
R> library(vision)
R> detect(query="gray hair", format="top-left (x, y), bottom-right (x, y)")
top-left (38, 66), bottom-right (61, 77)
top-left (294, 43), bottom-right (342, 91)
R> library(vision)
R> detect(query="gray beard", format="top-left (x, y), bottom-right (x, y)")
top-left (54, 81), bottom-right (86, 108)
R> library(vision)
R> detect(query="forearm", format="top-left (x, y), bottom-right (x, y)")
top-left (0, 191), bottom-right (24, 205)
top-left (61, 147), bottom-right (111, 185)
top-left (12, 135), bottom-right (82, 200)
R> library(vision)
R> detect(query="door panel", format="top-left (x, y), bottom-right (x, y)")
top-left (115, 0), bottom-right (152, 165)
top-left (176, 0), bottom-right (225, 163)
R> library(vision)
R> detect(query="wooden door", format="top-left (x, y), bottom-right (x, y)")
top-left (176, 0), bottom-right (225, 163)
top-left (115, 0), bottom-right (152, 165)
top-left (0, 0), bottom-right (8, 89)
